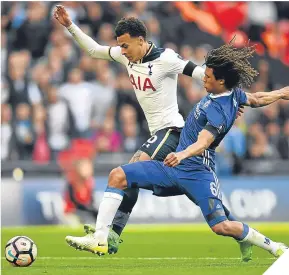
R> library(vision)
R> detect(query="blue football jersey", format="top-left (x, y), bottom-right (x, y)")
top-left (176, 88), bottom-right (247, 171)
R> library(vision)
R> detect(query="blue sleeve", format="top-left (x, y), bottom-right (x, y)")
top-left (204, 105), bottom-right (227, 137)
top-left (236, 88), bottom-right (247, 106)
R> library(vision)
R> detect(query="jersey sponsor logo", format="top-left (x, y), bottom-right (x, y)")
top-left (129, 74), bottom-right (156, 92)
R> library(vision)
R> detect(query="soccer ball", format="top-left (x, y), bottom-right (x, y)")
top-left (5, 236), bottom-right (37, 267)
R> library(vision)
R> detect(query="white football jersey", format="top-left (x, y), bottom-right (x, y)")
top-left (109, 44), bottom-right (188, 135)
top-left (68, 24), bottom-right (204, 135)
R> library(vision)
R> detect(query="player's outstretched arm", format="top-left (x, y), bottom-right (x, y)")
top-left (53, 5), bottom-right (112, 60)
top-left (164, 129), bottom-right (215, 167)
top-left (245, 86), bottom-right (289, 108)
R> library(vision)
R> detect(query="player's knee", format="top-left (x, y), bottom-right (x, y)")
top-left (211, 221), bottom-right (231, 236)
top-left (108, 167), bottom-right (127, 189)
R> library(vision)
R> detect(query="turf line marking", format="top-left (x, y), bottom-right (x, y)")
top-left (1, 257), bottom-right (276, 260)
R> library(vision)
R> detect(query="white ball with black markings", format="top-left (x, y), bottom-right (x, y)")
top-left (5, 236), bottom-right (37, 267)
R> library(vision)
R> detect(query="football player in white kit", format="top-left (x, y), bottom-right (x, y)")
top-left (54, 5), bottom-right (250, 261)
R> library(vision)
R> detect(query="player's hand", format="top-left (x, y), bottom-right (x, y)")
top-left (164, 152), bottom-right (185, 167)
top-left (53, 5), bottom-right (72, 27)
top-left (280, 86), bottom-right (289, 100)
top-left (236, 105), bottom-right (245, 119)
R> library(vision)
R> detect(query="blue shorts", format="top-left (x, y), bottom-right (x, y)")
top-left (121, 161), bottom-right (227, 227)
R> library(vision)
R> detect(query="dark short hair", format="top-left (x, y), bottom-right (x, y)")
top-left (205, 38), bottom-right (259, 90)
top-left (115, 17), bottom-right (147, 40)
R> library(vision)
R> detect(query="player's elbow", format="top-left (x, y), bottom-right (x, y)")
top-left (198, 142), bottom-right (210, 154)
top-left (249, 95), bottom-right (260, 108)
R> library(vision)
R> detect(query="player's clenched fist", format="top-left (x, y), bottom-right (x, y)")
top-left (164, 152), bottom-right (185, 167)
top-left (53, 5), bottom-right (72, 27)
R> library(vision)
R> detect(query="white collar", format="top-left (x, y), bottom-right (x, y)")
top-left (209, 91), bottom-right (233, 98)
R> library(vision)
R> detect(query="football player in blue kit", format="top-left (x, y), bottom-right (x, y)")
top-left (66, 41), bottom-right (289, 259)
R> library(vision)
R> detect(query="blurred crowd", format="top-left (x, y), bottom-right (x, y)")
top-left (1, 2), bottom-right (289, 174)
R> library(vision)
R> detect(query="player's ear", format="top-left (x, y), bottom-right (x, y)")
top-left (219, 79), bottom-right (225, 86)
top-left (139, 36), bottom-right (144, 46)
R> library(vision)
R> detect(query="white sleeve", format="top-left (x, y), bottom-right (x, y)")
top-left (67, 23), bottom-right (126, 64)
top-left (162, 49), bottom-right (205, 81)
top-left (162, 49), bottom-right (189, 75)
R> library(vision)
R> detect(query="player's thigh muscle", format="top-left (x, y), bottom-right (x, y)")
top-left (140, 128), bottom-right (181, 161)
top-left (121, 161), bottom-right (182, 197)
top-left (176, 169), bottom-right (226, 227)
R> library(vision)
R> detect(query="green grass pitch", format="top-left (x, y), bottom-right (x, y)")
top-left (1, 223), bottom-right (289, 275)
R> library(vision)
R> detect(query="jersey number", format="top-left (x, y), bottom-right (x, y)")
top-left (210, 181), bottom-right (221, 199)
top-left (143, 135), bottom-right (158, 148)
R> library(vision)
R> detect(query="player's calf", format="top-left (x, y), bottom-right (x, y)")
top-left (211, 220), bottom-right (243, 237)
top-left (211, 220), bottom-right (288, 258)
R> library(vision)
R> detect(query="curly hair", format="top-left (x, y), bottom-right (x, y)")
top-left (205, 37), bottom-right (259, 89)
top-left (115, 17), bottom-right (147, 40)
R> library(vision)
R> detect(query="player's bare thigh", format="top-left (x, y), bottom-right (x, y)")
top-left (129, 150), bottom-right (151, 163)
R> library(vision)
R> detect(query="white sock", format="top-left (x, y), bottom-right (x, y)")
top-left (242, 227), bottom-right (279, 255)
top-left (94, 191), bottom-right (123, 243)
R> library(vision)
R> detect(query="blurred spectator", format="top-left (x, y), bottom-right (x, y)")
top-left (131, 2), bottom-right (153, 22)
top-left (14, 103), bottom-right (34, 160)
top-left (32, 104), bottom-right (50, 163)
top-left (278, 100), bottom-right (289, 126)
top-left (101, 2), bottom-right (124, 25)
top-left (97, 23), bottom-right (115, 46)
top-left (13, 2), bottom-right (51, 60)
top-left (247, 2), bottom-right (277, 42)
top-left (180, 45), bottom-right (194, 61)
top-left (256, 59), bottom-right (274, 91)
top-left (94, 117), bottom-right (122, 153)
top-left (247, 130), bottom-right (280, 160)
top-left (79, 54), bottom-right (96, 81)
top-left (59, 68), bottom-right (94, 138)
top-left (1, 104), bottom-right (13, 160)
top-left (91, 68), bottom-right (116, 130)
top-left (119, 104), bottom-right (144, 153)
top-left (6, 51), bottom-right (42, 111)
top-left (145, 16), bottom-right (161, 46)
top-left (278, 120), bottom-right (289, 159)
top-left (1, 31), bottom-right (7, 77)
top-left (63, 158), bottom-right (97, 226)
top-left (191, 44), bottom-right (211, 67)
top-left (46, 87), bottom-right (71, 159)
top-left (265, 122), bottom-right (281, 149)
top-left (1, 80), bottom-right (9, 104)
top-left (259, 103), bottom-right (281, 127)
top-left (216, 119), bottom-right (246, 175)
top-left (79, 3), bottom-right (103, 37)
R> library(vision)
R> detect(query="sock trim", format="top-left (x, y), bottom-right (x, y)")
top-left (105, 187), bottom-right (125, 196)
top-left (237, 223), bottom-right (250, 242)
